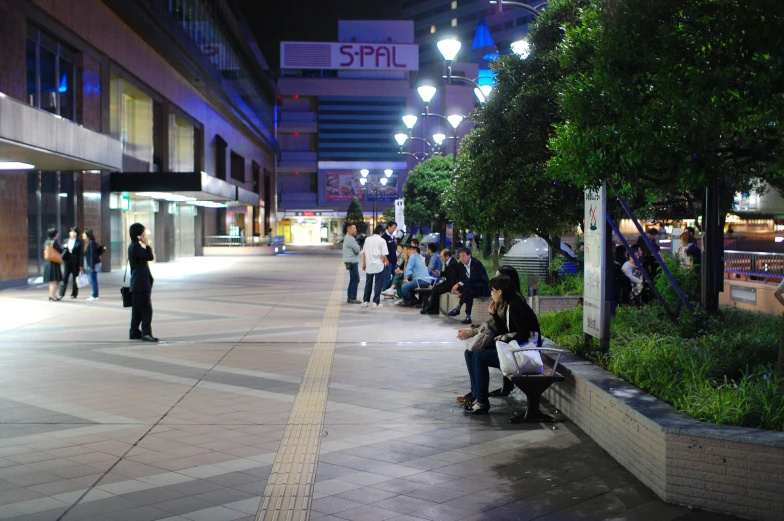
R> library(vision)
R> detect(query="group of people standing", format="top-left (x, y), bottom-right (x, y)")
top-left (43, 227), bottom-right (101, 301)
top-left (41, 223), bottom-right (158, 343)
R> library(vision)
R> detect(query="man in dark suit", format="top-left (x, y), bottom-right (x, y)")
top-left (449, 248), bottom-right (490, 324)
top-left (382, 221), bottom-right (398, 290)
top-left (59, 226), bottom-right (84, 299)
top-left (128, 223), bottom-right (158, 342)
top-left (421, 248), bottom-right (461, 315)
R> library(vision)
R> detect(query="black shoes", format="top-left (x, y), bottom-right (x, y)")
top-left (461, 315), bottom-right (473, 325)
top-left (420, 308), bottom-right (439, 315)
top-left (141, 335), bottom-right (159, 342)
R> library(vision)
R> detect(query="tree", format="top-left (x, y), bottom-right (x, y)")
top-left (447, 0), bottom-right (588, 270)
top-left (344, 196), bottom-right (367, 234)
top-left (403, 156), bottom-right (453, 245)
top-left (548, 0), bottom-right (784, 309)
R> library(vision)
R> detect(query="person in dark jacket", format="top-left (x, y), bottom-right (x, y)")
top-left (462, 274), bottom-right (540, 415)
top-left (448, 248), bottom-right (490, 324)
top-left (83, 228), bottom-right (100, 301)
top-left (421, 249), bottom-right (461, 315)
top-left (128, 223), bottom-right (158, 342)
top-left (43, 228), bottom-right (63, 301)
top-left (59, 226), bottom-right (84, 300)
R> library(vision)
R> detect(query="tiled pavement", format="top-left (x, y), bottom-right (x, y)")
top-left (0, 254), bottom-right (742, 521)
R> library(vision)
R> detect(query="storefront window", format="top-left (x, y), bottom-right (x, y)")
top-left (110, 74), bottom-right (154, 165)
top-left (169, 114), bottom-right (195, 172)
top-left (26, 26), bottom-right (75, 121)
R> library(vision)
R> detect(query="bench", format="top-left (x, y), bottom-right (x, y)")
top-left (506, 347), bottom-right (565, 424)
top-left (439, 292), bottom-right (492, 323)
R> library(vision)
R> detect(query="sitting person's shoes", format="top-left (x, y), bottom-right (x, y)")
top-left (398, 300), bottom-right (418, 307)
top-left (381, 288), bottom-right (397, 297)
top-left (464, 401), bottom-right (489, 415)
top-left (448, 307), bottom-right (461, 317)
top-left (461, 314), bottom-right (472, 325)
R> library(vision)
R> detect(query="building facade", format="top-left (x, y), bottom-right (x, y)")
top-left (0, 0), bottom-right (278, 287)
top-left (276, 21), bottom-right (416, 244)
top-left (403, 0), bottom-right (537, 73)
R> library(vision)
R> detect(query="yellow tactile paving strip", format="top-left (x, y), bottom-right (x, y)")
top-left (256, 265), bottom-right (345, 521)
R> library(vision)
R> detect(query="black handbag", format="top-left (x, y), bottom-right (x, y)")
top-left (121, 260), bottom-right (132, 308)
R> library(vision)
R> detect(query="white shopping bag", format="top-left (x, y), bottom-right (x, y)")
top-left (77, 273), bottom-right (90, 289)
top-left (496, 340), bottom-right (544, 376)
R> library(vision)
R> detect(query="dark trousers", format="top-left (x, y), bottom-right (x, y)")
top-left (464, 348), bottom-right (501, 406)
top-left (363, 271), bottom-right (384, 304)
top-left (459, 282), bottom-right (491, 314)
top-left (59, 263), bottom-right (80, 298)
top-left (130, 291), bottom-right (153, 337)
top-left (347, 263), bottom-right (359, 301)
top-left (427, 280), bottom-right (451, 313)
top-left (382, 265), bottom-right (393, 291)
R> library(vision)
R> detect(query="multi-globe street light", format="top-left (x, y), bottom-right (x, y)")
top-left (358, 169), bottom-right (394, 231)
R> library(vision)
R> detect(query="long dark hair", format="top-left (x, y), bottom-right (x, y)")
top-left (489, 274), bottom-right (516, 304)
top-left (497, 265), bottom-right (522, 296)
top-left (84, 228), bottom-right (96, 242)
top-left (47, 228), bottom-right (58, 240)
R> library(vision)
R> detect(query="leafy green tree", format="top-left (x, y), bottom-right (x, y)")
top-left (549, 0), bottom-right (784, 216)
top-left (403, 156), bottom-right (453, 245)
top-left (344, 196), bottom-right (367, 234)
top-left (447, 0), bottom-right (588, 269)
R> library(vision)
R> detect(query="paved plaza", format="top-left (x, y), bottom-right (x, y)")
top-left (0, 253), bottom-right (740, 521)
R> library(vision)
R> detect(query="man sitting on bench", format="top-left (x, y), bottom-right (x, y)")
top-left (421, 249), bottom-right (460, 315)
top-left (399, 242), bottom-right (433, 307)
top-left (449, 248), bottom-right (490, 324)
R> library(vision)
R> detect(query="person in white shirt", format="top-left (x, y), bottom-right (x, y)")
top-left (361, 225), bottom-right (389, 307)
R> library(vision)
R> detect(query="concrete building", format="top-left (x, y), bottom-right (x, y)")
top-left (403, 0), bottom-right (537, 73)
top-left (276, 21), bottom-right (417, 244)
top-left (0, 0), bottom-right (278, 288)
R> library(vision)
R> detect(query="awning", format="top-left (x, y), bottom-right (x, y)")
top-left (237, 186), bottom-right (261, 206)
top-left (111, 171), bottom-right (237, 201)
top-left (0, 93), bottom-right (122, 171)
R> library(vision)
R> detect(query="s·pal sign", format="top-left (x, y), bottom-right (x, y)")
top-left (281, 42), bottom-right (419, 71)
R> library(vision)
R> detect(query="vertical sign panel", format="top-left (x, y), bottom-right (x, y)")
top-left (395, 199), bottom-right (405, 233)
top-left (583, 183), bottom-right (607, 341)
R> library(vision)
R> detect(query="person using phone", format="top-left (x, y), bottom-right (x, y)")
top-left (128, 223), bottom-right (158, 342)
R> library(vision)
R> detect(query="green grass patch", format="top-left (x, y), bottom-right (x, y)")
top-left (539, 305), bottom-right (784, 431)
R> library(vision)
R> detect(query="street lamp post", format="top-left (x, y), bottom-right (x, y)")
top-left (359, 170), bottom-right (392, 231)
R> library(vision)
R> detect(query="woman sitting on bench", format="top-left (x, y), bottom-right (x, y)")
top-left (460, 274), bottom-right (540, 415)
top-left (457, 266), bottom-right (525, 399)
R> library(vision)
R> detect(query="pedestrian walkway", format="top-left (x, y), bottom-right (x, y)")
top-left (0, 254), bottom-right (740, 521)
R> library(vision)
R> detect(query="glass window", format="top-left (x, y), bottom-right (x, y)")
top-left (452, 18), bottom-right (458, 27)
top-left (59, 57), bottom-right (74, 121)
top-left (452, 0), bottom-right (458, 8)
top-left (26, 38), bottom-right (38, 107)
top-left (431, 25), bottom-right (437, 34)
top-left (39, 46), bottom-right (57, 115)
top-left (169, 113), bottom-right (195, 172)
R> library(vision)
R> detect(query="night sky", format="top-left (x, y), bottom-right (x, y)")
top-left (236, 0), bottom-right (403, 70)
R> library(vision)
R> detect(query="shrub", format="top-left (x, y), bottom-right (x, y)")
top-left (539, 305), bottom-right (784, 431)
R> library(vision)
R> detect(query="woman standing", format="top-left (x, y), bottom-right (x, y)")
top-left (43, 228), bottom-right (63, 301)
top-left (59, 227), bottom-right (84, 300)
top-left (83, 229), bottom-right (100, 301)
top-left (128, 223), bottom-right (158, 342)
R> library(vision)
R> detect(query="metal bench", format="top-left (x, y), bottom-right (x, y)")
top-left (506, 347), bottom-right (565, 424)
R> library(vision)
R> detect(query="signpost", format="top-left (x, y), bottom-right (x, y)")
top-left (394, 199), bottom-right (405, 234)
top-left (583, 183), bottom-right (610, 348)
top-left (281, 42), bottom-right (419, 71)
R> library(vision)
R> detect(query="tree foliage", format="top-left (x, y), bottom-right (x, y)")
top-left (447, 0), bottom-right (587, 253)
top-left (344, 196), bottom-right (367, 234)
top-left (403, 156), bottom-right (453, 233)
top-left (549, 0), bottom-right (784, 216)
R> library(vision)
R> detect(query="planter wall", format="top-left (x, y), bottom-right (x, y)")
top-left (542, 351), bottom-right (784, 520)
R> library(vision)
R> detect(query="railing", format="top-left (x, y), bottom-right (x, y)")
top-left (724, 250), bottom-right (784, 278)
top-left (205, 236), bottom-right (286, 248)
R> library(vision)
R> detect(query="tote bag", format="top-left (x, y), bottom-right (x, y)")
top-left (465, 323), bottom-right (494, 353)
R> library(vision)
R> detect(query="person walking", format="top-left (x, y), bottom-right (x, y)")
top-left (43, 228), bottom-right (63, 301)
top-left (59, 227), bottom-right (84, 300)
top-left (361, 225), bottom-right (389, 307)
top-left (83, 228), bottom-right (100, 301)
top-left (343, 224), bottom-right (362, 304)
top-left (128, 223), bottom-right (158, 342)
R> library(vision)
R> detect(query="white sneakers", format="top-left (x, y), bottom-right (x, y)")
top-left (86, 297), bottom-right (99, 301)
top-left (381, 288), bottom-right (396, 296)
top-left (361, 301), bottom-right (383, 308)
top-left (362, 302), bottom-right (369, 307)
